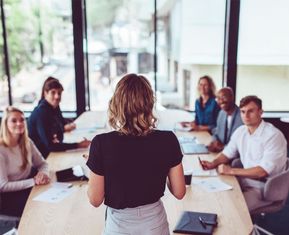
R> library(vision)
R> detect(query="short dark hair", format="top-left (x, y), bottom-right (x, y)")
top-left (239, 95), bottom-right (262, 109)
top-left (41, 77), bottom-right (63, 99)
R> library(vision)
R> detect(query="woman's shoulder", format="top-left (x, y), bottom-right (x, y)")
top-left (0, 139), bottom-right (7, 149)
top-left (91, 131), bottom-right (118, 141)
top-left (151, 130), bottom-right (176, 139)
top-left (0, 141), bottom-right (10, 157)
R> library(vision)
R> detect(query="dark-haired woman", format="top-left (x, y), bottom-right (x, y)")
top-left (28, 77), bottom-right (90, 158)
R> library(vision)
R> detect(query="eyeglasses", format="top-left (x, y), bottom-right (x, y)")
top-left (215, 95), bottom-right (229, 101)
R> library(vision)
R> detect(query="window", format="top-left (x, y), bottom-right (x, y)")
top-left (86, 0), bottom-right (154, 110)
top-left (5, 0), bottom-right (76, 111)
top-left (0, 9), bottom-right (9, 110)
top-left (237, 0), bottom-right (289, 111)
top-left (158, 0), bottom-right (226, 109)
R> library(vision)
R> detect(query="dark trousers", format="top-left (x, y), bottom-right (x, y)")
top-left (0, 168), bottom-right (37, 217)
top-left (1, 187), bottom-right (32, 217)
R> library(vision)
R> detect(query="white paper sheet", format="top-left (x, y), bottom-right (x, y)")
top-left (191, 169), bottom-right (218, 177)
top-left (192, 178), bottom-right (233, 192)
top-left (33, 182), bottom-right (76, 203)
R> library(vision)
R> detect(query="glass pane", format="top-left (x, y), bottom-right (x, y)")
top-left (237, 0), bottom-right (289, 111)
top-left (5, 0), bottom-right (76, 111)
top-left (157, 0), bottom-right (226, 109)
top-left (0, 9), bottom-right (9, 110)
top-left (86, 0), bottom-right (154, 110)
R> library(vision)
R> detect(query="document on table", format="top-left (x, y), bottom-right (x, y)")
top-left (192, 178), bottom-right (233, 192)
top-left (33, 182), bottom-right (76, 203)
top-left (177, 136), bottom-right (197, 144)
top-left (192, 169), bottom-right (218, 177)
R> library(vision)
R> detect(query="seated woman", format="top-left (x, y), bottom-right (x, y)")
top-left (39, 77), bottom-right (76, 132)
top-left (182, 75), bottom-right (220, 131)
top-left (87, 73), bottom-right (186, 235)
top-left (0, 107), bottom-right (50, 217)
top-left (28, 77), bottom-right (90, 158)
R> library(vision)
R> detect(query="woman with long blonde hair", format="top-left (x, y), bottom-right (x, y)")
top-left (0, 107), bottom-right (50, 217)
top-left (87, 73), bottom-right (185, 235)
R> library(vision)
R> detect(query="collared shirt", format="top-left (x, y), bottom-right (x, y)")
top-left (212, 105), bottom-right (243, 145)
top-left (195, 97), bottom-right (220, 130)
top-left (223, 120), bottom-right (287, 177)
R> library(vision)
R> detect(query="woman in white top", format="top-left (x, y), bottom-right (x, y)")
top-left (0, 106), bottom-right (50, 217)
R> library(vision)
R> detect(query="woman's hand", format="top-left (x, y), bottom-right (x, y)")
top-left (64, 122), bottom-right (76, 132)
top-left (34, 172), bottom-right (50, 185)
top-left (78, 138), bottom-right (91, 149)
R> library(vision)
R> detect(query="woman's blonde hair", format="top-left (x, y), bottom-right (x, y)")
top-left (108, 73), bottom-right (157, 136)
top-left (0, 106), bottom-right (30, 170)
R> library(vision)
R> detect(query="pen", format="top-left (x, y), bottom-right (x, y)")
top-left (198, 157), bottom-right (205, 170)
top-left (198, 216), bottom-right (206, 229)
top-left (198, 216), bottom-right (217, 226)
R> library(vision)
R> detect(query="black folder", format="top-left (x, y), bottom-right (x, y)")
top-left (173, 211), bottom-right (217, 235)
top-left (56, 165), bottom-right (88, 182)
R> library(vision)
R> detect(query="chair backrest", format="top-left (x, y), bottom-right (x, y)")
top-left (263, 159), bottom-right (289, 203)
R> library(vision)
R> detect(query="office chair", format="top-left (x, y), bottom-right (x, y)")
top-left (231, 158), bottom-right (289, 215)
top-left (232, 158), bottom-right (289, 235)
top-left (251, 158), bottom-right (289, 215)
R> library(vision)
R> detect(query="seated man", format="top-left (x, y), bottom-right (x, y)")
top-left (201, 95), bottom-right (287, 212)
top-left (207, 87), bottom-right (243, 152)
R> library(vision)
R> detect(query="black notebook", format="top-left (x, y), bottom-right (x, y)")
top-left (56, 165), bottom-right (88, 182)
top-left (173, 211), bottom-right (217, 235)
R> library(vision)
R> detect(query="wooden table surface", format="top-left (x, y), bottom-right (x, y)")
top-left (18, 111), bottom-right (253, 235)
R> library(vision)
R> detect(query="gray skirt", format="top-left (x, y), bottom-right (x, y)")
top-left (103, 200), bottom-right (169, 235)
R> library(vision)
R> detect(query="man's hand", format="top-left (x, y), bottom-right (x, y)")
top-left (207, 140), bottom-right (224, 153)
top-left (217, 164), bottom-right (233, 175)
top-left (200, 160), bottom-right (217, 170)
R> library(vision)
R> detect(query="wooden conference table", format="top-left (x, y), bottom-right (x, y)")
top-left (18, 110), bottom-right (253, 235)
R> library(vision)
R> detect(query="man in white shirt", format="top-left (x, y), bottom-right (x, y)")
top-left (201, 95), bottom-right (287, 212)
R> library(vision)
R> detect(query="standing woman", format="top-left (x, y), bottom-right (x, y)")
top-left (182, 75), bottom-right (220, 131)
top-left (28, 78), bottom-right (90, 158)
top-left (0, 107), bottom-right (50, 217)
top-left (87, 74), bottom-right (185, 235)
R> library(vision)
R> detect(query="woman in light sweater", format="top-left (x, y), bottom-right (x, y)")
top-left (0, 106), bottom-right (50, 217)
